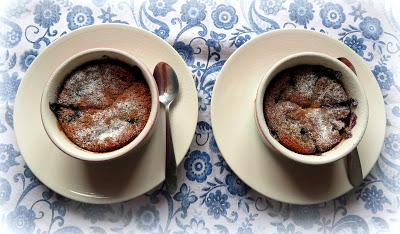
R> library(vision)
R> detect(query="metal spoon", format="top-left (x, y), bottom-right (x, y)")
top-left (338, 57), bottom-right (363, 188)
top-left (153, 62), bottom-right (179, 194)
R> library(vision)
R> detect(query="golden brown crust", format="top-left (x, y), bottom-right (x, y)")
top-left (263, 65), bottom-right (354, 155)
top-left (53, 60), bottom-right (151, 152)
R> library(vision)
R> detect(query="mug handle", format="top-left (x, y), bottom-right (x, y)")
top-left (338, 57), bottom-right (357, 75)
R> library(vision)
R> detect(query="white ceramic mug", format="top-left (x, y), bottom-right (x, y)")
top-left (255, 52), bottom-right (368, 165)
top-left (41, 48), bottom-right (159, 162)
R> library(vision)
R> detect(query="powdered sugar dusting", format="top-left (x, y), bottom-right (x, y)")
top-left (53, 60), bottom-right (152, 152)
top-left (296, 69), bottom-right (317, 99)
top-left (71, 99), bottom-right (137, 145)
top-left (305, 109), bottom-right (337, 151)
top-left (97, 120), bottom-right (129, 142)
top-left (308, 109), bottom-right (327, 138)
top-left (263, 65), bottom-right (357, 155)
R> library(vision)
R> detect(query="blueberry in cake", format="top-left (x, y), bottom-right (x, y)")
top-left (50, 59), bottom-right (151, 152)
top-left (263, 65), bottom-right (357, 155)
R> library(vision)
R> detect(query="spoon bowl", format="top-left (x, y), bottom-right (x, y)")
top-left (153, 62), bottom-right (179, 193)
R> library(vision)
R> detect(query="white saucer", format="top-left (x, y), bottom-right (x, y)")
top-left (211, 29), bottom-right (386, 205)
top-left (14, 24), bottom-right (198, 204)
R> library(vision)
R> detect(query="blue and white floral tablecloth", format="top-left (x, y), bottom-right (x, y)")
top-left (1, 0), bottom-right (400, 233)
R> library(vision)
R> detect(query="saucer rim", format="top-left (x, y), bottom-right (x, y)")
top-left (14, 24), bottom-right (198, 204)
top-left (211, 28), bottom-right (385, 205)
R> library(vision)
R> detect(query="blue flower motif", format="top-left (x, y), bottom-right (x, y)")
top-left (359, 17), bottom-right (383, 40)
top-left (181, 218), bottom-right (210, 234)
top-left (192, 62), bottom-right (205, 76)
top-left (289, 0), bottom-right (314, 27)
top-left (155, 26), bottom-right (169, 39)
top-left (0, 18), bottom-right (22, 48)
top-left (92, 0), bottom-right (106, 7)
top-left (3, 29), bottom-right (21, 48)
top-left (0, 177), bottom-right (11, 205)
top-left (149, 0), bottom-right (176, 17)
top-left (23, 165), bottom-right (37, 182)
top-left (260, 0), bottom-right (284, 15)
top-left (393, 106), bottom-right (400, 117)
top-left (237, 226), bottom-right (253, 234)
top-left (180, 0), bottom-right (206, 25)
top-left (196, 121), bottom-right (212, 137)
top-left (67, 5), bottom-right (94, 31)
top-left (291, 205), bottom-right (320, 229)
top-left (0, 144), bottom-right (20, 172)
top-left (392, 106), bottom-right (400, 119)
top-left (206, 31), bottom-right (226, 52)
top-left (0, 72), bottom-right (20, 103)
top-left (53, 226), bottom-right (84, 234)
top-left (5, 0), bottom-right (30, 18)
top-left (361, 185), bottom-right (389, 213)
top-left (225, 173), bottom-right (250, 196)
top-left (215, 154), bottom-right (231, 174)
top-left (212, 4), bottom-right (238, 30)
top-left (51, 199), bottom-right (67, 217)
top-left (320, 2), bottom-right (345, 29)
top-left (271, 223), bottom-right (300, 234)
top-left (349, 4), bottom-right (366, 22)
top-left (0, 121), bottom-right (5, 133)
top-left (198, 88), bottom-right (211, 111)
top-left (210, 136), bottom-right (219, 153)
top-left (234, 35), bottom-right (251, 48)
top-left (372, 65), bottom-right (394, 90)
top-left (206, 38), bottom-right (219, 51)
top-left (135, 205), bottom-right (160, 231)
top-left (19, 50), bottom-right (38, 71)
top-left (173, 41), bottom-right (194, 66)
top-left (184, 150), bottom-right (212, 182)
top-left (336, 194), bottom-right (348, 206)
top-left (78, 204), bottom-right (114, 224)
top-left (205, 190), bottom-right (230, 219)
top-left (6, 206), bottom-right (36, 234)
top-left (33, 0), bottom-right (61, 28)
top-left (344, 35), bottom-right (367, 56)
top-left (97, 7), bottom-right (116, 23)
top-left (173, 183), bottom-right (198, 216)
top-left (385, 134), bottom-right (400, 159)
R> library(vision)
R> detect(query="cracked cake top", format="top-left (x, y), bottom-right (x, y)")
top-left (50, 60), bottom-right (151, 153)
top-left (263, 65), bottom-right (357, 155)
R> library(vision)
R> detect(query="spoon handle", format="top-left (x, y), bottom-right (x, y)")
top-left (165, 105), bottom-right (177, 194)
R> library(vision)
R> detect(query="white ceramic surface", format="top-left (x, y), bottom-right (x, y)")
top-left (14, 24), bottom-right (198, 204)
top-left (211, 29), bottom-right (386, 205)
top-left (254, 52), bottom-right (369, 165)
top-left (41, 48), bottom-right (160, 161)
